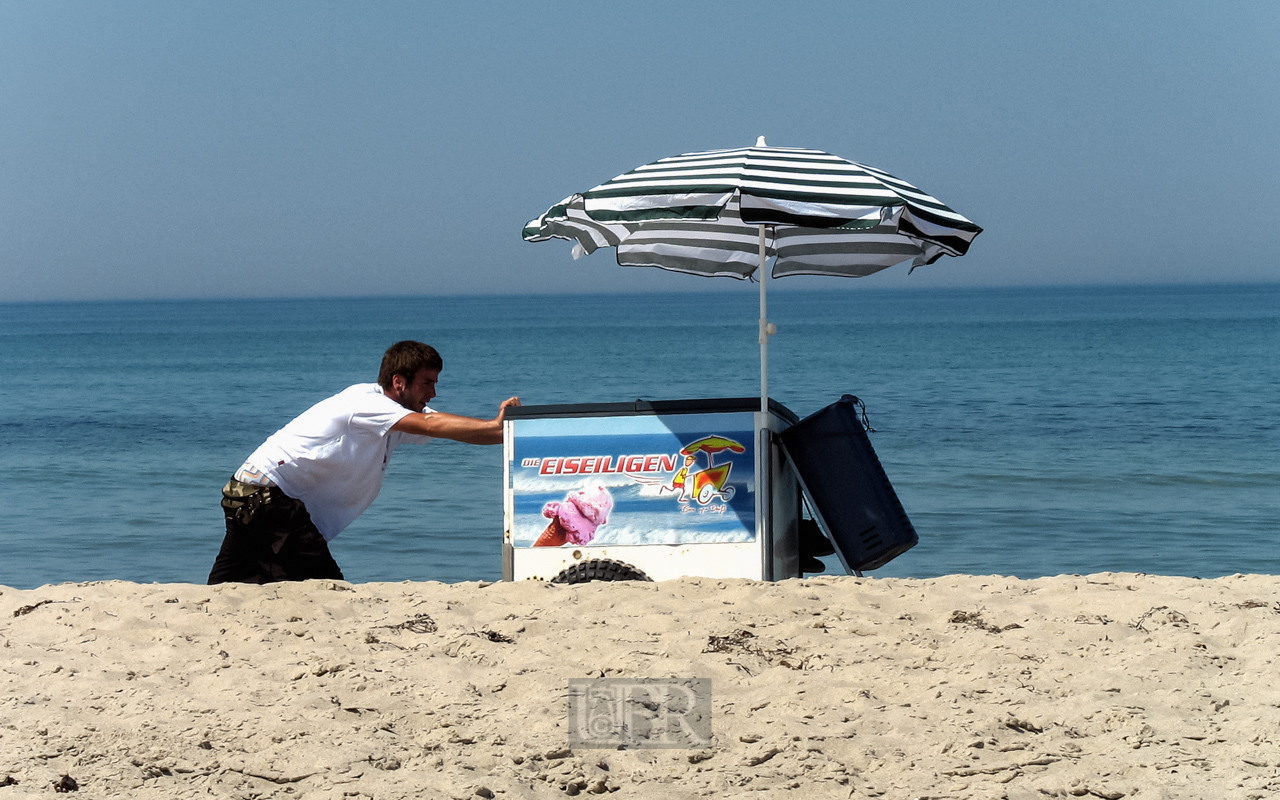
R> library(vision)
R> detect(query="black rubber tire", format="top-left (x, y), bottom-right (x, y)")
top-left (551, 558), bottom-right (653, 584)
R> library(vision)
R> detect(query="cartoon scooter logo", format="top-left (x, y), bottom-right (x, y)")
top-left (659, 435), bottom-right (744, 505)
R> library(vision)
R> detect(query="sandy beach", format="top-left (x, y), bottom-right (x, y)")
top-left (2, 573), bottom-right (1279, 799)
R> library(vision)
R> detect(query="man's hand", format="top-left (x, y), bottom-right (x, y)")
top-left (390, 397), bottom-right (522, 445)
top-left (496, 396), bottom-right (521, 422)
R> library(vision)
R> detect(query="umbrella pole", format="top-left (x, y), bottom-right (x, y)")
top-left (758, 224), bottom-right (769, 415)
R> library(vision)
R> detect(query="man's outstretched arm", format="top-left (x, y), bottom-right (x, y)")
top-left (390, 397), bottom-right (521, 444)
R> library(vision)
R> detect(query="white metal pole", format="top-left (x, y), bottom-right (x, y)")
top-left (758, 223), bottom-right (769, 415)
top-left (754, 135), bottom-right (773, 417)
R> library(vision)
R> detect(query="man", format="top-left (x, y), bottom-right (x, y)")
top-left (208, 340), bottom-right (520, 584)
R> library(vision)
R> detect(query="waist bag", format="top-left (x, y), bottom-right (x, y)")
top-left (221, 478), bottom-right (282, 526)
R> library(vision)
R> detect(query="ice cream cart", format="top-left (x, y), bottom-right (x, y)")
top-left (502, 395), bottom-right (918, 583)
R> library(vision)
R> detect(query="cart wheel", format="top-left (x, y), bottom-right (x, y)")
top-left (697, 484), bottom-right (716, 504)
top-left (551, 559), bottom-right (653, 584)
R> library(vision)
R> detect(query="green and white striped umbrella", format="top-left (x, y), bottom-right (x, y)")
top-left (523, 138), bottom-right (982, 410)
top-left (523, 139), bottom-right (981, 279)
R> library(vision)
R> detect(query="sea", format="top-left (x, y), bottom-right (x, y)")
top-left (1, 283), bottom-right (1277, 589)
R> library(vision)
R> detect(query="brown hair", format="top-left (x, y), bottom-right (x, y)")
top-left (378, 341), bottom-right (443, 389)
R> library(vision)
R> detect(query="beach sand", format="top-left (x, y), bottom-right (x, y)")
top-left (2, 573), bottom-right (1279, 799)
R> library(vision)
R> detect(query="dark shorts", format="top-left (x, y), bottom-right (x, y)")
top-left (208, 479), bottom-right (345, 585)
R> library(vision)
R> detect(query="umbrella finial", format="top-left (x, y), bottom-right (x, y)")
top-left (755, 136), bottom-right (767, 147)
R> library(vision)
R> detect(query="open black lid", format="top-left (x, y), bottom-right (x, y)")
top-left (780, 395), bottom-right (917, 572)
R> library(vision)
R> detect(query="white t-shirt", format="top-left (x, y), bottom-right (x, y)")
top-left (242, 383), bottom-right (434, 540)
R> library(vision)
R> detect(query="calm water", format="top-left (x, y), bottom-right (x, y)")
top-left (1, 284), bottom-right (1277, 588)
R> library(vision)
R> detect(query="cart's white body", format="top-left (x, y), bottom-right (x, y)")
top-left (502, 399), bottom-right (801, 582)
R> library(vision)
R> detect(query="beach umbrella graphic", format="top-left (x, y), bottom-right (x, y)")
top-left (524, 138), bottom-right (982, 411)
top-left (679, 435), bottom-right (747, 504)
top-left (680, 435), bottom-right (747, 467)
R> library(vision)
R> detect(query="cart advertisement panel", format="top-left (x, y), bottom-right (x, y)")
top-left (509, 413), bottom-right (757, 548)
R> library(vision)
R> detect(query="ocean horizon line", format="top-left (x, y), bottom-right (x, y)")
top-left (3, 279), bottom-right (1277, 308)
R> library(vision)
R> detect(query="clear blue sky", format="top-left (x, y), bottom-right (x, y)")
top-left (2, 1), bottom-right (1277, 301)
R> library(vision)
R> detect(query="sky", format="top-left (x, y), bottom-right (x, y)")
top-left (1, 1), bottom-right (1277, 302)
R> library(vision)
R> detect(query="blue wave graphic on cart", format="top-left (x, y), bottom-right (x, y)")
top-left (513, 479), bottom-right (756, 547)
top-left (513, 509), bottom-right (755, 547)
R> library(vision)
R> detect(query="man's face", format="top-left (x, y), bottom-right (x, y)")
top-left (391, 368), bottom-right (439, 412)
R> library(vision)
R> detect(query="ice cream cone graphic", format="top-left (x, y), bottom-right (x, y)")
top-left (534, 516), bottom-right (571, 547)
top-left (533, 485), bottom-right (614, 547)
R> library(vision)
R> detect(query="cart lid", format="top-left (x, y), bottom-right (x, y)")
top-left (507, 397), bottom-right (798, 424)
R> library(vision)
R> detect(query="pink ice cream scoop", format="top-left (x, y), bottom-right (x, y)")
top-left (542, 485), bottom-right (614, 545)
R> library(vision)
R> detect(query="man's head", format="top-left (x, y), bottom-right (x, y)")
top-left (379, 341), bottom-right (443, 411)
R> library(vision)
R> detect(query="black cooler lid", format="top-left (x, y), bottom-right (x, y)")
top-left (780, 395), bottom-right (918, 572)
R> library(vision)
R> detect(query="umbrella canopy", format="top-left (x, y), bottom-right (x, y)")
top-left (523, 138), bottom-right (982, 411)
top-left (680, 436), bottom-right (748, 457)
top-left (523, 139), bottom-right (981, 280)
